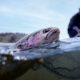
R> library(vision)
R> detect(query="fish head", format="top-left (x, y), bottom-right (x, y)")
top-left (33, 27), bottom-right (60, 44)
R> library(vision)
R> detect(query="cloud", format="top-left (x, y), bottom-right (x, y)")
top-left (0, 5), bottom-right (53, 20)
top-left (0, 3), bottom-right (66, 22)
top-left (0, 5), bottom-right (10, 12)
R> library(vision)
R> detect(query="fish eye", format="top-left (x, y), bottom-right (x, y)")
top-left (43, 29), bottom-right (50, 33)
top-left (17, 44), bottom-right (23, 48)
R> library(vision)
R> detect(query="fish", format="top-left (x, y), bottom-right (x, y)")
top-left (12, 27), bottom-right (60, 52)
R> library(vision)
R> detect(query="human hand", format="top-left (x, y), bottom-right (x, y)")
top-left (76, 29), bottom-right (80, 33)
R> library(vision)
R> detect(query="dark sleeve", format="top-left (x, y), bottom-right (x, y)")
top-left (68, 13), bottom-right (79, 30)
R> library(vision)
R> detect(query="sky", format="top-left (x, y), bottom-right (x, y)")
top-left (0, 0), bottom-right (80, 39)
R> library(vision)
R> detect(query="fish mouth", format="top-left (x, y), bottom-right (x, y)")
top-left (45, 29), bottom-right (60, 40)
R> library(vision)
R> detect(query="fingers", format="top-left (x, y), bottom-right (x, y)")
top-left (78, 30), bottom-right (80, 33)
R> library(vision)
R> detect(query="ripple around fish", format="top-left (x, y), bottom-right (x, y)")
top-left (0, 37), bottom-right (80, 61)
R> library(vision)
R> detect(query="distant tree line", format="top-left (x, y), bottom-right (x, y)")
top-left (0, 33), bottom-right (26, 43)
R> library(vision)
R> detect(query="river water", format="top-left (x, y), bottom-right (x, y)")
top-left (0, 37), bottom-right (80, 80)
